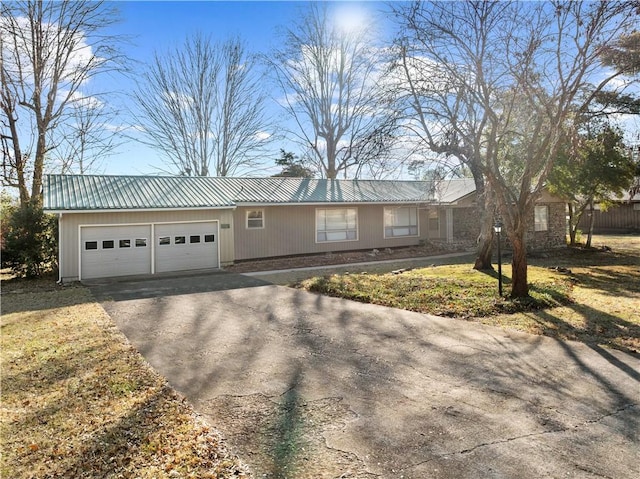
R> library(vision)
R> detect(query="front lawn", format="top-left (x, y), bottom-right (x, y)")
top-left (299, 235), bottom-right (640, 354)
top-left (300, 264), bottom-right (572, 318)
top-left (0, 281), bottom-right (249, 478)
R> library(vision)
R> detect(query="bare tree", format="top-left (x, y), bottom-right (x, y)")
top-left (1, 0), bottom-right (124, 206)
top-left (132, 35), bottom-right (273, 177)
top-left (52, 94), bottom-right (122, 174)
top-left (392, 41), bottom-right (497, 270)
top-left (268, 3), bottom-right (399, 179)
top-left (393, 1), bottom-right (637, 297)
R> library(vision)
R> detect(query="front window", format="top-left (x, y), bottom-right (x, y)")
top-left (246, 209), bottom-right (264, 229)
top-left (384, 207), bottom-right (418, 238)
top-left (535, 205), bottom-right (549, 231)
top-left (316, 208), bottom-right (358, 242)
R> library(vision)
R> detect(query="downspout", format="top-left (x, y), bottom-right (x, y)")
top-left (57, 213), bottom-right (63, 284)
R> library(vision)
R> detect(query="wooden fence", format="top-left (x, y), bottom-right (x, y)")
top-left (577, 202), bottom-right (640, 233)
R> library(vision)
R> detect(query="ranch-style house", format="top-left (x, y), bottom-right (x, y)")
top-left (43, 174), bottom-right (566, 282)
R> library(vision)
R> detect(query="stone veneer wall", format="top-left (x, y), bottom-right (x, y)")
top-left (453, 207), bottom-right (481, 242)
top-left (524, 202), bottom-right (566, 251)
top-left (451, 202), bottom-right (566, 251)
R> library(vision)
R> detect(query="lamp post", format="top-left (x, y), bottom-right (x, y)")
top-left (494, 220), bottom-right (503, 297)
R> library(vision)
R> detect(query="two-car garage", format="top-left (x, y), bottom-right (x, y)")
top-left (80, 221), bottom-right (219, 280)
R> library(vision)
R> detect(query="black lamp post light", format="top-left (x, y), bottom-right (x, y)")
top-left (494, 219), bottom-right (503, 297)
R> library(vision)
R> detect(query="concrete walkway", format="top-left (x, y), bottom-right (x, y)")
top-left (243, 250), bottom-right (475, 285)
top-left (92, 271), bottom-right (640, 479)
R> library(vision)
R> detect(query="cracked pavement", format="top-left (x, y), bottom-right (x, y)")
top-left (91, 271), bottom-right (640, 479)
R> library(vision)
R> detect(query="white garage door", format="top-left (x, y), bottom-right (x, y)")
top-left (154, 222), bottom-right (219, 274)
top-left (81, 225), bottom-right (152, 280)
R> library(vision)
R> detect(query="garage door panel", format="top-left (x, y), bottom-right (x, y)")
top-left (81, 225), bottom-right (152, 280)
top-left (155, 222), bottom-right (218, 273)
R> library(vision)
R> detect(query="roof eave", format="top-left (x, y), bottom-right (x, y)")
top-left (233, 200), bottom-right (435, 207)
top-left (44, 205), bottom-right (236, 214)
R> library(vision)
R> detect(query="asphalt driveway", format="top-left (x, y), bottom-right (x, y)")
top-left (91, 271), bottom-right (640, 479)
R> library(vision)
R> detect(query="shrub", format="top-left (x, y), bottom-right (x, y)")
top-left (1, 202), bottom-right (58, 278)
top-left (575, 229), bottom-right (583, 244)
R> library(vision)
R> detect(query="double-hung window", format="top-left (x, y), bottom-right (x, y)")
top-left (246, 209), bottom-right (264, 229)
top-left (316, 208), bottom-right (358, 242)
top-left (384, 207), bottom-right (418, 238)
top-left (534, 205), bottom-right (549, 231)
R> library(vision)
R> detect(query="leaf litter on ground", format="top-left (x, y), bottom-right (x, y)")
top-left (0, 283), bottom-right (250, 479)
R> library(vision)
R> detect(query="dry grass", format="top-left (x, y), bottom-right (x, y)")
top-left (488, 234), bottom-right (640, 354)
top-left (1, 235), bottom-right (637, 477)
top-left (301, 264), bottom-right (573, 318)
top-left (300, 235), bottom-right (640, 355)
top-left (0, 283), bottom-right (249, 478)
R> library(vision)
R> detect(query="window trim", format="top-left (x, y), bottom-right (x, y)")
top-left (534, 205), bottom-right (549, 232)
top-left (427, 209), bottom-right (440, 235)
top-left (383, 206), bottom-right (419, 239)
top-left (315, 207), bottom-right (359, 243)
top-left (246, 209), bottom-right (265, 229)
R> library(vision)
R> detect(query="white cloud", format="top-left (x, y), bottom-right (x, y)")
top-left (255, 131), bottom-right (271, 141)
top-left (1, 15), bottom-right (96, 88)
top-left (161, 90), bottom-right (194, 109)
top-left (68, 91), bottom-right (105, 110)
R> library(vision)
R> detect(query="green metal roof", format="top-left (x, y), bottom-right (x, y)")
top-left (43, 174), bottom-right (475, 211)
top-left (434, 178), bottom-right (477, 203)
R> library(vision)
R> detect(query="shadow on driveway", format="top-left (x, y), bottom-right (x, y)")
top-left (92, 271), bottom-right (640, 479)
top-left (87, 269), bottom-right (271, 302)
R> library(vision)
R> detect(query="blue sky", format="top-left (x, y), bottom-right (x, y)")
top-left (97, 1), bottom-right (393, 176)
top-left (77, 1), bottom-right (640, 177)
top-left (116, 1), bottom-right (306, 59)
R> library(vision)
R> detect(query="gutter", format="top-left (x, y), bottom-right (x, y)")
top-left (44, 205), bottom-right (236, 214)
top-left (57, 213), bottom-right (63, 284)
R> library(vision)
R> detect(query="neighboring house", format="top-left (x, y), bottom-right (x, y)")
top-left (576, 191), bottom-right (640, 234)
top-left (43, 175), bottom-right (566, 282)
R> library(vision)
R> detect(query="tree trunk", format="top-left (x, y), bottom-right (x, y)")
top-left (586, 200), bottom-right (595, 248)
top-left (474, 210), bottom-right (494, 270)
top-left (30, 132), bottom-right (47, 208)
top-left (567, 202), bottom-right (576, 246)
top-left (472, 174), bottom-right (494, 270)
top-left (510, 231), bottom-right (529, 298)
top-left (4, 110), bottom-right (30, 205)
